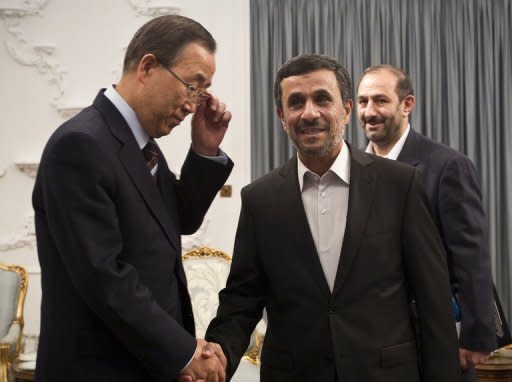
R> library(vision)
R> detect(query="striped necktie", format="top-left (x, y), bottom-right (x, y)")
top-left (142, 139), bottom-right (159, 176)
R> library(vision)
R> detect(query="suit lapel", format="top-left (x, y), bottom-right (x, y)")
top-left (93, 91), bottom-right (179, 252)
top-left (333, 146), bottom-right (376, 295)
top-left (277, 157), bottom-right (331, 296)
top-left (396, 128), bottom-right (422, 167)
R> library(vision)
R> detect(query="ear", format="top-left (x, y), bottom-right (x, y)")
top-left (276, 107), bottom-right (287, 131)
top-left (136, 53), bottom-right (158, 81)
top-left (401, 95), bottom-right (415, 117)
top-left (341, 99), bottom-right (353, 124)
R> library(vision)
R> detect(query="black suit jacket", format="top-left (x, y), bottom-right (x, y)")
top-left (207, 144), bottom-right (460, 382)
top-left (397, 128), bottom-right (495, 352)
top-left (32, 90), bottom-right (233, 381)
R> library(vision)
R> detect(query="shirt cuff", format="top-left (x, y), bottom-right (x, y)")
top-left (197, 148), bottom-right (229, 165)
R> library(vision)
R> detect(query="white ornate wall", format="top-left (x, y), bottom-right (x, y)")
top-left (0, 0), bottom-right (250, 338)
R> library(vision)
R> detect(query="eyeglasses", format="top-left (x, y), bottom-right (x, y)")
top-left (156, 58), bottom-right (208, 105)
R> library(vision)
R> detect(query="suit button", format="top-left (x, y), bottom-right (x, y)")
top-left (329, 305), bottom-right (336, 314)
top-left (325, 354), bottom-right (334, 361)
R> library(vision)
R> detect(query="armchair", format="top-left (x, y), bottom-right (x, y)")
top-left (0, 263), bottom-right (28, 382)
top-left (182, 247), bottom-right (265, 381)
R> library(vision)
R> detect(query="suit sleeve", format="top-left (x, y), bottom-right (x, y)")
top-left (402, 170), bottom-right (461, 381)
top-left (205, 188), bottom-right (267, 380)
top-left (438, 156), bottom-right (496, 351)
top-left (176, 148), bottom-right (233, 234)
top-left (38, 132), bottom-right (195, 379)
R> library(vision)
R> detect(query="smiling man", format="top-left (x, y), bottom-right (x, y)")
top-left (205, 54), bottom-right (460, 382)
top-left (358, 64), bottom-right (496, 382)
top-left (33, 15), bottom-right (232, 382)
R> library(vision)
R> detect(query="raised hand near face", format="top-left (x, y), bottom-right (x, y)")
top-left (191, 94), bottom-right (232, 156)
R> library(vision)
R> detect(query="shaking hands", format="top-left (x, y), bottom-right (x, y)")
top-left (178, 339), bottom-right (227, 382)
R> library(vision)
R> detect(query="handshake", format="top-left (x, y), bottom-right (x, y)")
top-left (178, 338), bottom-right (227, 382)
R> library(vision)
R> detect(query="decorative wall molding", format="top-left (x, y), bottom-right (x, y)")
top-left (0, 216), bottom-right (36, 252)
top-left (1, 0), bottom-right (67, 106)
top-left (128, 0), bottom-right (181, 17)
top-left (55, 105), bottom-right (84, 119)
top-left (16, 162), bottom-right (38, 178)
top-left (0, 0), bottom-right (48, 19)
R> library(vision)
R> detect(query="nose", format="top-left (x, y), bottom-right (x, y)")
top-left (301, 100), bottom-right (320, 121)
top-left (182, 99), bottom-right (197, 115)
top-left (363, 100), bottom-right (378, 119)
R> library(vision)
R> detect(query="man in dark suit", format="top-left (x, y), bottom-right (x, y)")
top-left (357, 64), bottom-right (496, 382)
top-left (32, 15), bottom-right (232, 382)
top-left (205, 54), bottom-right (460, 382)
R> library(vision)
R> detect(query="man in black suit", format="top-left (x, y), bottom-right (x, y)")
top-left (33, 15), bottom-right (232, 382)
top-left (205, 54), bottom-right (460, 382)
top-left (357, 64), bottom-right (496, 382)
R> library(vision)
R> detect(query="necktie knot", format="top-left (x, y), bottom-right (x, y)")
top-left (143, 139), bottom-right (159, 174)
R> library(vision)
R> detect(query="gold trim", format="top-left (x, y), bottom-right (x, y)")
top-left (0, 344), bottom-right (8, 382)
top-left (182, 247), bottom-right (232, 262)
top-left (242, 333), bottom-right (264, 366)
top-left (0, 263), bottom-right (28, 358)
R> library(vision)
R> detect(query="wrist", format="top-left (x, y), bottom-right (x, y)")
top-left (192, 144), bottom-right (219, 157)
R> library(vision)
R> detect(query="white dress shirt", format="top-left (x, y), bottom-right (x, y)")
top-left (297, 140), bottom-right (351, 291)
top-left (365, 124), bottom-right (411, 159)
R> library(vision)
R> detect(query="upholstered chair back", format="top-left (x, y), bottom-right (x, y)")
top-left (182, 247), bottom-right (232, 338)
top-left (182, 247), bottom-right (265, 382)
top-left (0, 263), bottom-right (27, 358)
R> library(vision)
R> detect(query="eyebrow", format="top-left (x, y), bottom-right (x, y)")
top-left (358, 93), bottom-right (389, 99)
top-left (313, 89), bottom-right (332, 97)
top-left (192, 73), bottom-right (211, 88)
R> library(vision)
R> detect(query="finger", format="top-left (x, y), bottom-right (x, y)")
top-left (212, 343), bottom-right (227, 369)
top-left (201, 344), bottom-right (214, 358)
top-left (218, 362), bottom-right (226, 382)
top-left (219, 111), bottom-right (232, 128)
top-left (459, 351), bottom-right (468, 369)
top-left (206, 370), bottom-right (219, 382)
top-left (212, 102), bottom-right (226, 123)
top-left (208, 95), bottom-right (219, 112)
top-left (194, 98), bottom-right (208, 114)
top-left (470, 353), bottom-right (486, 367)
top-left (177, 375), bottom-right (193, 382)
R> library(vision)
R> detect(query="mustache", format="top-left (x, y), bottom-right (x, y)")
top-left (363, 116), bottom-right (384, 125)
top-left (296, 120), bottom-right (328, 132)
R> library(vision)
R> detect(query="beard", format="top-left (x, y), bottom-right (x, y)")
top-left (361, 115), bottom-right (401, 145)
top-left (290, 120), bottom-right (344, 158)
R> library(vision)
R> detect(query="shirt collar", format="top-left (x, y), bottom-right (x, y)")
top-left (365, 124), bottom-right (410, 160)
top-left (297, 140), bottom-right (351, 191)
top-left (104, 85), bottom-right (150, 149)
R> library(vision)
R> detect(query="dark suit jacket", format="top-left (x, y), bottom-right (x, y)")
top-left (32, 90), bottom-right (233, 381)
top-left (206, 144), bottom-right (460, 382)
top-left (397, 128), bottom-right (496, 353)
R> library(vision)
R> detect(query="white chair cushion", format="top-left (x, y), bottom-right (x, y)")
top-left (231, 359), bottom-right (260, 382)
top-left (183, 256), bottom-right (231, 338)
top-left (0, 269), bottom-right (20, 338)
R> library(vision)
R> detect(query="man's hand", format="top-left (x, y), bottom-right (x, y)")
top-left (201, 341), bottom-right (227, 370)
top-left (178, 339), bottom-right (226, 382)
top-left (459, 348), bottom-right (490, 369)
top-left (191, 94), bottom-right (231, 156)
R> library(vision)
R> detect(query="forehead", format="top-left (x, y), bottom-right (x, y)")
top-left (281, 69), bottom-right (340, 98)
top-left (358, 70), bottom-right (398, 97)
top-left (171, 42), bottom-right (216, 83)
